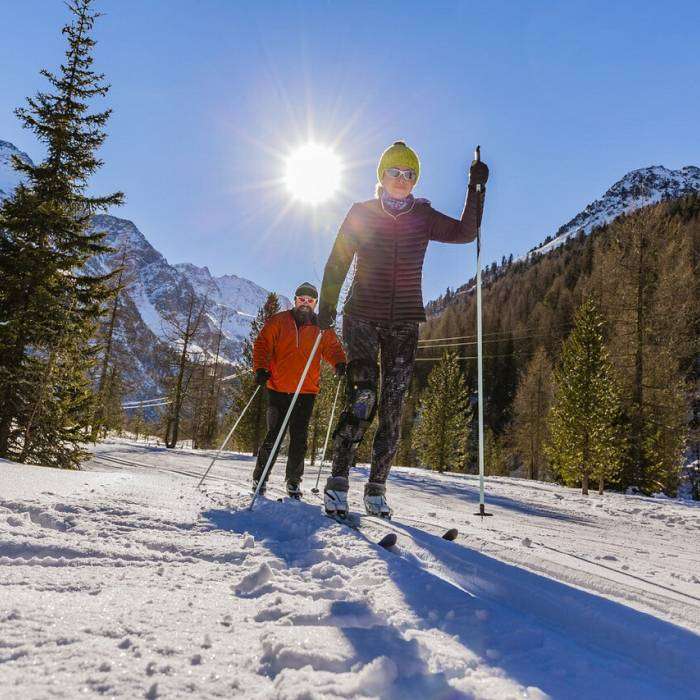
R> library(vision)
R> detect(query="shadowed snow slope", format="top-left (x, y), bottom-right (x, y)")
top-left (1, 440), bottom-right (699, 698)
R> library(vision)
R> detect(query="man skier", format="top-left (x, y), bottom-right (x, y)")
top-left (319, 141), bottom-right (489, 517)
top-left (251, 282), bottom-right (346, 498)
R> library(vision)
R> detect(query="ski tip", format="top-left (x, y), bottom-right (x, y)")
top-left (377, 533), bottom-right (397, 549)
top-left (442, 528), bottom-right (459, 541)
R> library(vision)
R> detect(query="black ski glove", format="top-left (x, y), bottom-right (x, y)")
top-left (469, 158), bottom-right (489, 188)
top-left (318, 302), bottom-right (336, 331)
top-left (334, 362), bottom-right (346, 378)
top-left (255, 368), bottom-right (271, 386)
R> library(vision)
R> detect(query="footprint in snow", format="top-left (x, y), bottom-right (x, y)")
top-left (234, 562), bottom-right (273, 596)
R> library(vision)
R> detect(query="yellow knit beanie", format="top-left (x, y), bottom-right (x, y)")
top-left (376, 141), bottom-right (420, 184)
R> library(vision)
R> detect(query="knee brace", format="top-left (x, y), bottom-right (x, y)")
top-left (333, 360), bottom-right (377, 445)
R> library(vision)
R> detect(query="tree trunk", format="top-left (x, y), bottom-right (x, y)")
top-left (631, 228), bottom-right (646, 487)
top-left (166, 342), bottom-right (188, 449)
top-left (20, 347), bottom-right (58, 462)
top-left (582, 471), bottom-right (589, 495)
top-left (598, 476), bottom-right (604, 495)
top-left (164, 293), bottom-right (207, 449)
top-left (91, 254), bottom-right (126, 440)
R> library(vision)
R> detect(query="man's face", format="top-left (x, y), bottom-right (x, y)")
top-left (295, 295), bottom-right (317, 312)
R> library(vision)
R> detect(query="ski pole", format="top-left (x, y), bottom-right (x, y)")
top-left (310, 378), bottom-right (343, 494)
top-left (472, 145), bottom-right (492, 518)
top-left (249, 331), bottom-right (324, 510)
top-left (197, 384), bottom-right (261, 488)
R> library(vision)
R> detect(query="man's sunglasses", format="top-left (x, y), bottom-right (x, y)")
top-left (384, 167), bottom-right (416, 182)
top-left (296, 296), bottom-right (317, 304)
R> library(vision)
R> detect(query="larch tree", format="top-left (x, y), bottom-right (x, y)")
top-left (595, 205), bottom-right (691, 493)
top-left (513, 347), bottom-right (554, 480)
top-left (162, 290), bottom-right (210, 449)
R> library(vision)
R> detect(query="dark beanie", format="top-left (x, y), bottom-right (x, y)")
top-left (294, 282), bottom-right (318, 299)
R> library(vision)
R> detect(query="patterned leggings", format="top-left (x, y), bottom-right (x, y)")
top-left (331, 315), bottom-right (418, 484)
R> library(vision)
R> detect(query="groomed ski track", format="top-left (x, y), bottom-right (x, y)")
top-left (90, 438), bottom-right (700, 696)
top-left (2, 436), bottom-right (698, 699)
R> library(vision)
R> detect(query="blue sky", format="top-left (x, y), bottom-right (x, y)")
top-left (1, 1), bottom-right (698, 302)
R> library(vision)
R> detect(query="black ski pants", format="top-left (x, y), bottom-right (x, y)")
top-left (331, 314), bottom-right (418, 484)
top-left (252, 389), bottom-right (316, 486)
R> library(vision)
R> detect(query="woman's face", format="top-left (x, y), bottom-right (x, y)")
top-left (381, 169), bottom-right (416, 199)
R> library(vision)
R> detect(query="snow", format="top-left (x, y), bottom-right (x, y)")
top-left (131, 281), bottom-right (167, 340)
top-left (174, 262), bottom-right (292, 343)
top-left (2, 440), bottom-right (699, 698)
top-left (0, 140), bottom-right (30, 201)
top-left (524, 164), bottom-right (700, 260)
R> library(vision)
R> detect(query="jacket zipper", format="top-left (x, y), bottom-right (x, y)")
top-left (379, 199), bottom-right (414, 324)
top-left (390, 220), bottom-right (398, 323)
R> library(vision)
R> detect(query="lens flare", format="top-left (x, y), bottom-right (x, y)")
top-left (285, 143), bottom-right (342, 205)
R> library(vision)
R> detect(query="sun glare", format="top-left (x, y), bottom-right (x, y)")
top-left (285, 143), bottom-right (342, 205)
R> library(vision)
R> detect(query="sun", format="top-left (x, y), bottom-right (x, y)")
top-left (285, 143), bottom-right (342, 205)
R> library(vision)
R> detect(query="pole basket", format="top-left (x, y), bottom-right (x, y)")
top-left (474, 503), bottom-right (493, 518)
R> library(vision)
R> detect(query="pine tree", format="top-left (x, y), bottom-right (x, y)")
top-left (513, 347), bottom-right (554, 480)
top-left (229, 293), bottom-right (280, 454)
top-left (546, 299), bottom-right (624, 494)
top-left (412, 351), bottom-right (470, 472)
top-left (0, 0), bottom-right (123, 467)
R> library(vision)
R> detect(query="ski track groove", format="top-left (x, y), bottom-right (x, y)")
top-left (87, 446), bottom-right (700, 618)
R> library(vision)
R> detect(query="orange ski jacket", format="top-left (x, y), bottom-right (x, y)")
top-left (253, 310), bottom-right (346, 394)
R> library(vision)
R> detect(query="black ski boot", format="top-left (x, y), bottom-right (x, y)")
top-left (252, 479), bottom-right (267, 496)
top-left (286, 481), bottom-right (303, 500)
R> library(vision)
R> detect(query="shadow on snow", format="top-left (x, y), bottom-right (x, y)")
top-left (204, 496), bottom-right (699, 700)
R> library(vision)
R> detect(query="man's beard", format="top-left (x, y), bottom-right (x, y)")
top-left (294, 305), bottom-right (314, 323)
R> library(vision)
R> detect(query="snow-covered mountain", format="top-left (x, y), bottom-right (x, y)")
top-left (0, 139), bottom-right (31, 200)
top-left (529, 164), bottom-right (700, 257)
top-left (0, 139), bottom-right (290, 400)
top-left (87, 214), bottom-right (290, 359)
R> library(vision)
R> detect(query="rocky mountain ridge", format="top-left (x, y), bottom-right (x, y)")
top-left (528, 164), bottom-right (700, 258)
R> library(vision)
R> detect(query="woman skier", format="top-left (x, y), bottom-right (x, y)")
top-left (318, 141), bottom-right (488, 517)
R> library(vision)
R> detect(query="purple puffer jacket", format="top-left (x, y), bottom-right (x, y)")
top-left (320, 187), bottom-right (481, 324)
